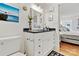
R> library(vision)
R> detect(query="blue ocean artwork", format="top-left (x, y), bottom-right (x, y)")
top-left (0, 3), bottom-right (19, 22)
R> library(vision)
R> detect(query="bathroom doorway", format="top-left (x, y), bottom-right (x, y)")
top-left (59, 3), bottom-right (79, 56)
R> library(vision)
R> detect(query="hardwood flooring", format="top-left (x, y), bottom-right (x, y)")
top-left (60, 41), bottom-right (79, 56)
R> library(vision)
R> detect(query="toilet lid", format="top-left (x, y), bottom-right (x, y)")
top-left (10, 52), bottom-right (25, 56)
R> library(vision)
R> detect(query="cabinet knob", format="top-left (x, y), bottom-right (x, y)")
top-left (0, 42), bottom-right (4, 45)
top-left (38, 45), bottom-right (41, 47)
top-left (38, 51), bottom-right (41, 54)
top-left (27, 38), bottom-right (34, 42)
top-left (27, 38), bottom-right (30, 40)
top-left (38, 39), bottom-right (40, 41)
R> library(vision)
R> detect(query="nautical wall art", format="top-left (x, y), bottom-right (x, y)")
top-left (0, 3), bottom-right (19, 22)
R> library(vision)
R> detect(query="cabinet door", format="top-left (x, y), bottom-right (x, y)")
top-left (25, 33), bottom-right (34, 56)
top-left (42, 32), bottom-right (55, 55)
top-left (25, 37), bottom-right (34, 56)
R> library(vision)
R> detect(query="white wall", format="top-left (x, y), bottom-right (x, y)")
top-left (0, 21), bottom-right (20, 37)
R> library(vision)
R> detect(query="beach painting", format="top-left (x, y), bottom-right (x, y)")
top-left (0, 3), bottom-right (19, 22)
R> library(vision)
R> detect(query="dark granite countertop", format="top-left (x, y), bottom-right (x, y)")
top-left (23, 28), bottom-right (56, 33)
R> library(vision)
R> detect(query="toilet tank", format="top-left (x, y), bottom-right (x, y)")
top-left (0, 36), bottom-right (21, 56)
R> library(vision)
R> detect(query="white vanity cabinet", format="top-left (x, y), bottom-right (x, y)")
top-left (24, 31), bottom-right (56, 56)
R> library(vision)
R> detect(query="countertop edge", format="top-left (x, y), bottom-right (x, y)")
top-left (23, 28), bottom-right (56, 33)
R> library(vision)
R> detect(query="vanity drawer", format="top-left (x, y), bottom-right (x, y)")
top-left (35, 38), bottom-right (42, 44)
top-left (34, 43), bottom-right (42, 50)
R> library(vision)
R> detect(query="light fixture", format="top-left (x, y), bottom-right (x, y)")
top-left (23, 6), bottom-right (27, 11)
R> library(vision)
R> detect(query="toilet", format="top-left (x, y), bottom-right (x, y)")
top-left (0, 36), bottom-right (25, 56)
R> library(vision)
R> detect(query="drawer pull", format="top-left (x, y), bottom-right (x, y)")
top-left (38, 39), bottom-right (40, 41)
top-left (38, 51), bottom-right (41, 54)
top-left (27, 38), bottom-right (30, 40)
top-left (0, 42), bottom-right (4, 45)
top-left (38, 45), bottom-right (41, 47)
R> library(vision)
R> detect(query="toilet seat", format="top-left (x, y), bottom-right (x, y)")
top-left (10, 52), bottom-right (26, 56)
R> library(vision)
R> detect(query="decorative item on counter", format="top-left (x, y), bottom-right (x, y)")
top-left (28, 15), bottom-right (32, 31)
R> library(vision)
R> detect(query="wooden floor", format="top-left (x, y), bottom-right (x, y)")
top-left (60, 41), bottom-right (79, 56)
